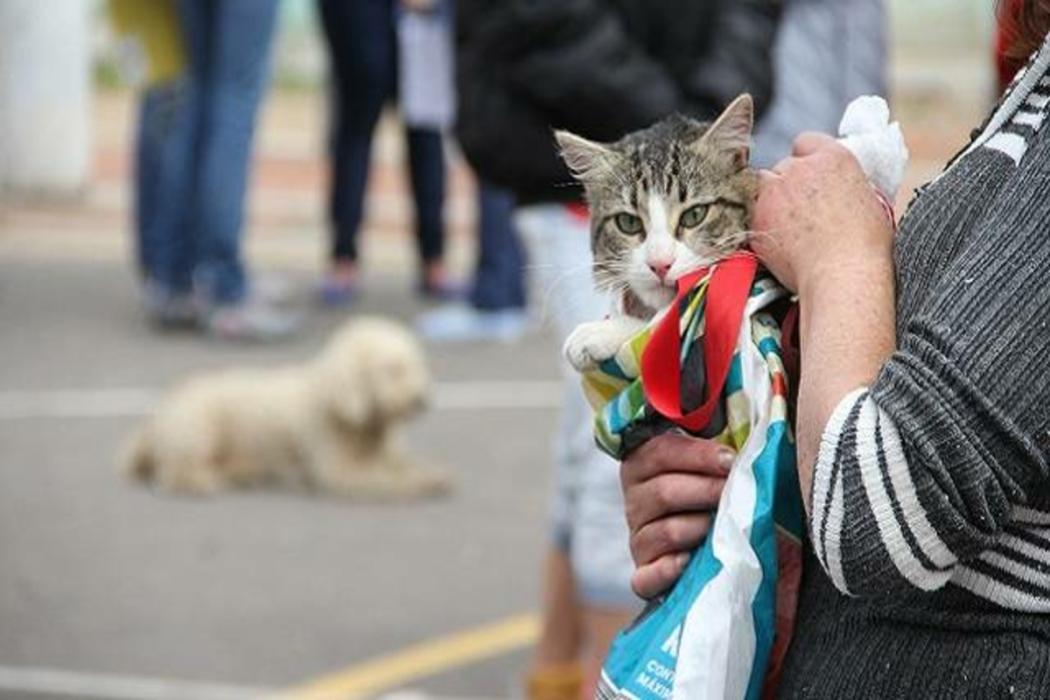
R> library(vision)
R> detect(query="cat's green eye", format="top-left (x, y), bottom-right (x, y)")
top-left (679, 204), bottom-right (709, 229)
top-left (614, 213), bottom-right (643, 235)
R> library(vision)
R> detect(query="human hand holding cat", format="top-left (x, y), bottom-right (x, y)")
top-left (749, 132), bottom-right (894, 295)
top-left (621, 432), bottom-right (732, 599)
top-left (751, 132), bottom-right (898, 511)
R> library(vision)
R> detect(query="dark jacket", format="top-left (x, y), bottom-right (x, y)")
top-left (455, 0), bottom-right (780, 203)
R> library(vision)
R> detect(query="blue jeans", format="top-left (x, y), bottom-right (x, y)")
top-left (470, 184), bottom-right (526, 311)
top-left (135, 0), bottom-right (279, 303)
top-left (135, 82), bottom-right (192, 287)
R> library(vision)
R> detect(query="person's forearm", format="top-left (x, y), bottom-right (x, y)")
top-left (795, 254), bottom-right (896, 513)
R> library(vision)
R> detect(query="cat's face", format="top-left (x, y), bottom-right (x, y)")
top-left (556, 95), bottom-right (758, 313)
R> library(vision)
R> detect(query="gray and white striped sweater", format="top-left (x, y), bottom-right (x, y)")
top-left (807, 41), bottom-right (1050, 609)
top-left (778, 35), bottom-right (1050, 700)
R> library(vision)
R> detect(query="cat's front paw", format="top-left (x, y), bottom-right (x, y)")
top-left (564, 320), bottom-right (630, 372)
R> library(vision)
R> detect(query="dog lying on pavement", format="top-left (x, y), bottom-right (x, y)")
top-left (123, 317), bottom-right (450, 500)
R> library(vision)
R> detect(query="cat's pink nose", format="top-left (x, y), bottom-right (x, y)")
top-left (648, 261), bottom-right (672, 281)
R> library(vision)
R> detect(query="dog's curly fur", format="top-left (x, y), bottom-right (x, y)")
top-left (122, 317), bottom-right (449, 500)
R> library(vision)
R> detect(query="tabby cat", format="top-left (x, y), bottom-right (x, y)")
top-left (556, 94), bottom-right (758, 371)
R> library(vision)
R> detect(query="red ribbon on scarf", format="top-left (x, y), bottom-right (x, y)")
top-left (641, 251), bottom-right (759, 432)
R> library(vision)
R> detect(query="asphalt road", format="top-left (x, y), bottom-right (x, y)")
top-left (0, 257), bottom-right (569, 699)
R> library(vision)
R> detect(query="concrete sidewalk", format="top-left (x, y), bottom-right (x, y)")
top-left (0, 89), bottom-right (552, 700)
top-left (0, 255), bottom-right (557, 699)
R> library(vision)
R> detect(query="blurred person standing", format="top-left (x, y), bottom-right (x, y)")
top-left (416, 181), bottom-right (530, 343)
top-left (177, 0), bottom-right (289, 339)
top-left (317, 0), bottom-right (459, 306)
top-left (116, 0), bottom-right (292, 340)
top-left (455, 2), bottom-right (779, 697)
top-left (752, 0), bottom-right (888, 167)
top-left (110, 0), bottom-right (187, 313)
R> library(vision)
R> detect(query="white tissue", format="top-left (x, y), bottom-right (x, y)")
top-left (836, 95), bottom-right (909, 201)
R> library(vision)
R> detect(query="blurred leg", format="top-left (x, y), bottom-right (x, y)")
top-left (415, 182), bottom-right (527, 342)
top-left (136, 76), bottom-right (197, 299)
top-left (317, 0), bottom-right (351, 266)
top-left (516, 204), bottom-right (640, 697)
top-left (134, 85), bottom-right (173, 281)
top-left (526, 548), bottom-right (584, 700)
top-left (134, 80), bottom-right (203, 329)
top-left (319, 0), bottom-right (395, 268)
top-left (172, 0), bottom-right (210, 297)
top-left (165, 0), bottom-right (212, 298)
top-left (188, 0), bottom-right (279, 304)
top-left (470, 183), bottom-right (526, 311)
top-left (580, 609), bottom-right (635, 699)
top-left (405, 126), bottom-right (446, 267)
top-left (533, 548), bottom-right (584, 667)
top-left (565, 291), bottom-right (638, 696)
top-left (573, 439), bottom-right (640, 698)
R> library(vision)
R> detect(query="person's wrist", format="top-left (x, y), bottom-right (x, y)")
top-left (797, 245), bottom-right (894, 301)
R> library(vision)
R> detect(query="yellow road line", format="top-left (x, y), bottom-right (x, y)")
top-left (276, 613), bottom-right (540, 700)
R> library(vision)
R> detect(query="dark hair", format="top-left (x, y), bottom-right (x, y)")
top-left (1003, 0), bottom-right (1050, 59)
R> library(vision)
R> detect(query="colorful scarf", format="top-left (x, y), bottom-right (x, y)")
top-left (586, 252), bottom-right (804, 700)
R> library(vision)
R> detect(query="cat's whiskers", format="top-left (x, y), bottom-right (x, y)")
top-left (530, 262), bottom-right (618, 325)
top-left (593, 261), bottom-right (634, 275)
top-left (555, 103), bottom-right (761, 329)
top-left (720, 228), bottom-right (753, 246)
top-left (742, 225), bottom-right (808, 253)
top-left (523, 261), bottom-right (593, 273)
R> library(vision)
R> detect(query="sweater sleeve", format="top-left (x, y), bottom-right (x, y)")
top-left (809, 159), bottom-right (1050, 598)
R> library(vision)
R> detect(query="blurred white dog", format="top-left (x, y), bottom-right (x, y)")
top-left (123, 317), bottom-right (449, 500)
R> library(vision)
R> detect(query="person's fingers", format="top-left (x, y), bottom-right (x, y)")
top-left (621, 433), bottom-right (735, 485)
top-left (624, 472), bottom-right (726, 532)
top-left (791, 131), bottom-right (839, 157)
top-left (630, 512), bottom-right (712, 566)
top-left (631, 552), bottom-right (690, 599)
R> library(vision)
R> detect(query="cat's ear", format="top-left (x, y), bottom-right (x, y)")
top-left (555, 130), bottom-right (614, 181)
top-left (700, 94), bottom-right (754, 170)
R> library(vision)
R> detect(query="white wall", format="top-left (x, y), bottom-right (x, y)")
top-left (890, 0), bottom-right (995, 51)
top-left (0, 0), bottom-right (91, 197)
